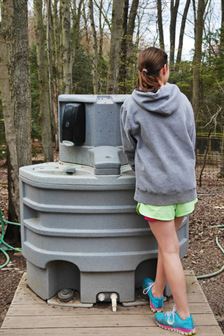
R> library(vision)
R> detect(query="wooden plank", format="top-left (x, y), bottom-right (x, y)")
top-left (0, 326), bottom-right (223, 336)
top-left (7, 302), bottom-right (213, 316)
top-left (2, 315), bottom-right (155, 329)
top-left (186, 275), bottom-right (209, 301)
top-left (11, 290), bottom-right (208, 305)
top-left (11, 276), bottom-right (45, 305)
top-left (1, 270), bottom-right (223, 336)
top-left (1, 313), bottom-right (219, 329)
top-left (184, 270), bottom-right (195, 276)
top-left (11, 273), bottom-right (208, 305)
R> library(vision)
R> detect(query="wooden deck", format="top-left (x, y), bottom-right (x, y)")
top-left (0, 270), bottom-right (223, 336)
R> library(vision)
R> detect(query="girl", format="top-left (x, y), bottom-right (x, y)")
top-left (120, 47), bottom-right (197, 335)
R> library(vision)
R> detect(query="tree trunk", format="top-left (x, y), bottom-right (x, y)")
top-left (52, 0), bottom-right (61, 92)
top-left (169, 0), bottom-right (180, 66)
top-left (82, 2), bottom-right (91, 54)
top-left (0, 2), bottom-right (19, 221)
top-left (127, 0), bottom-right (139, 39)
top-left (0, 0), bottom-right (32, 229)
top-left (176, 0), bottom-right (191, 63)
top-left (13, 1), bottom-right (32, 168)
top-left (157, 0), bottom-right (164, 50)
top-left (117, 0), bottom-right (129, 93)
top-left (34, 0), bottom-right (54, 161)
top-left (107, 0), bottom-right (126, 93)
top-left (89, 0), bottom-right (99, 93)
top-left (117, 0), bottom-right (139, 93)
top-left (60, 0), bottom-right (72, 93)
top-left (192, 0), bottom-right (208, 117)
top-left (45, 0), bottom-right (58, 148)
top-left (72, 0), bottom-right (84, 52)
top-left (126, 0), bottom-right (139, 68)
top-left (98, 0), bottom-right (104, 61)
top-left (98, 0), bottom-right (104, 93)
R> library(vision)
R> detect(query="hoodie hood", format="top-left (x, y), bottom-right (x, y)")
top-left (131, 83), bottom-right (181, 116)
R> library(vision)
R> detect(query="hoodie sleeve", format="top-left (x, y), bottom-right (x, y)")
top-left (120, 103), bottom-right (138, 171)
top-left (189, 119), bottom-right (196, 149)
top-left (186, 99), bottom-right (196, 149)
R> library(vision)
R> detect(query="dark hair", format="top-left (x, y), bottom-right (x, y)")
top-left (137, 47), bottom-right (168, 92)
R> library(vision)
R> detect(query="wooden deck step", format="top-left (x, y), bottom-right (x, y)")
top-left (0, 271), bottom-right (223, 336)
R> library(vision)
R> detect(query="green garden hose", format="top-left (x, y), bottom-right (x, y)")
top-left (196, 225), bottom-right (224, 280)
top-left (0, 210), bottom-right (21, 270)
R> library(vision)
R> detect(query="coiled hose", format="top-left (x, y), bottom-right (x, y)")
top-left (196, 225), bottom-right (224, 279)
top-left (0, 210), bottom-right (21, 270)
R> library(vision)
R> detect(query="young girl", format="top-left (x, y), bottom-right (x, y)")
top-left (120, 47), bottom-right (197, 335)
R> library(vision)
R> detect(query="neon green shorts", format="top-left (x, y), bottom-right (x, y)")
top-left (136, 199), bottom-right (198, 221)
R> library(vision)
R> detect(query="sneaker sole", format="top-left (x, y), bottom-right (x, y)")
top-left (143, 284), bottom-right (164, 313)
top-left (156, 321), bottom-right (196, 335)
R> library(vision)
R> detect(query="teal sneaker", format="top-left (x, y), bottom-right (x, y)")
top-left (143, 278), bottom-right (164, 312)
top-left (155, 307), bottom-right (196, 335)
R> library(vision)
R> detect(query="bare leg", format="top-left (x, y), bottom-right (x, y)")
top-left (150, 218), bottom-right (190, 319)
top-left (152, 247), bottom-right (166, 297)
top-left (152, 217), bottom-right (184, 298)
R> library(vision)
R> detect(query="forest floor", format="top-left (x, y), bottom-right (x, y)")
top-left (0, 159), bottom-right (224, 332)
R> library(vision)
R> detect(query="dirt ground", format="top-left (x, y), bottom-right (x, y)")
top-left (0, 161), bottom-right (224, 332)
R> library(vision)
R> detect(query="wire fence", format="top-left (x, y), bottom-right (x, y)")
top-left (196, 134), bottom-right (224, 187)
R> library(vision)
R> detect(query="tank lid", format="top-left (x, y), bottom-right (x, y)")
top-left (58, 94), bottom-right (130, 104)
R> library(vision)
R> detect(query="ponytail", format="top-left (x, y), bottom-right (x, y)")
top-left (137, 47), bottom-right (168, 93)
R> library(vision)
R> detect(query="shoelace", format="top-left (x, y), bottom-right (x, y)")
top-left (143, 283), bottom-right (154, 295)
top-left (165, 305), bottom-right (176, 325)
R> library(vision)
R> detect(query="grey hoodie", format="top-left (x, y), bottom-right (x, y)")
top-left (120, 83), bottom-right (197, 205)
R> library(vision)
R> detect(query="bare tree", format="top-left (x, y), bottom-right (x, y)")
top-left (122, 0), bottom-right (140, 92)
top-left (127, 0), bottom-right (139, 58)
top-left (170, 0), bottom-right (180, 65)
top-left (176, 0), bottom-right (191, 63)
top-left (157, 0), bottom-right (164, 50)
top-left (34, 0), bottom-right (54, 161)
top-left (192, 0), bottom-right (209, 117)
top-left (89, 0), bottom-right (99, 93)
top-left (45, 0), bottom-right (58, 147)
top-left (0, 2), bottom-right (19, 221)
top-left (111, 0), bottom-right (140, 93)
top-left (0, 0), bottom-right (32, 223)
top-left (52, 0), bottom-right (61, 87)
top-left (60, 0), bottom-right (72, 93)
top-left (98, 0), bottom-right (104, 62)
top-left (82, 1), bottom-right (91, 54)
top-left (117, 0), bottom-right (129, 93)
top-left (107, 0), bottom-right (126, 93)
top-left (72, 0), bottom-right (84, 52)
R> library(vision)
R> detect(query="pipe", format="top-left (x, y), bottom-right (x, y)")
top-left (110, 293), bottom-right (118, 312)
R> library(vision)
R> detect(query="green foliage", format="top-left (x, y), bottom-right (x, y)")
top-left (72, 47), bottom-right (94, 94)
top-left (169, 62), bottom-right (193, 100)
top-left (98, 55), bottom-right (109, 93)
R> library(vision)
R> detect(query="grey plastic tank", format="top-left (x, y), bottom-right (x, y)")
top-left (19, 95), bottom-right (189, 303)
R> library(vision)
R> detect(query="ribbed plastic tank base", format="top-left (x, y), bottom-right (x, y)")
top-left (19, 162), bottom-right (189, 303)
